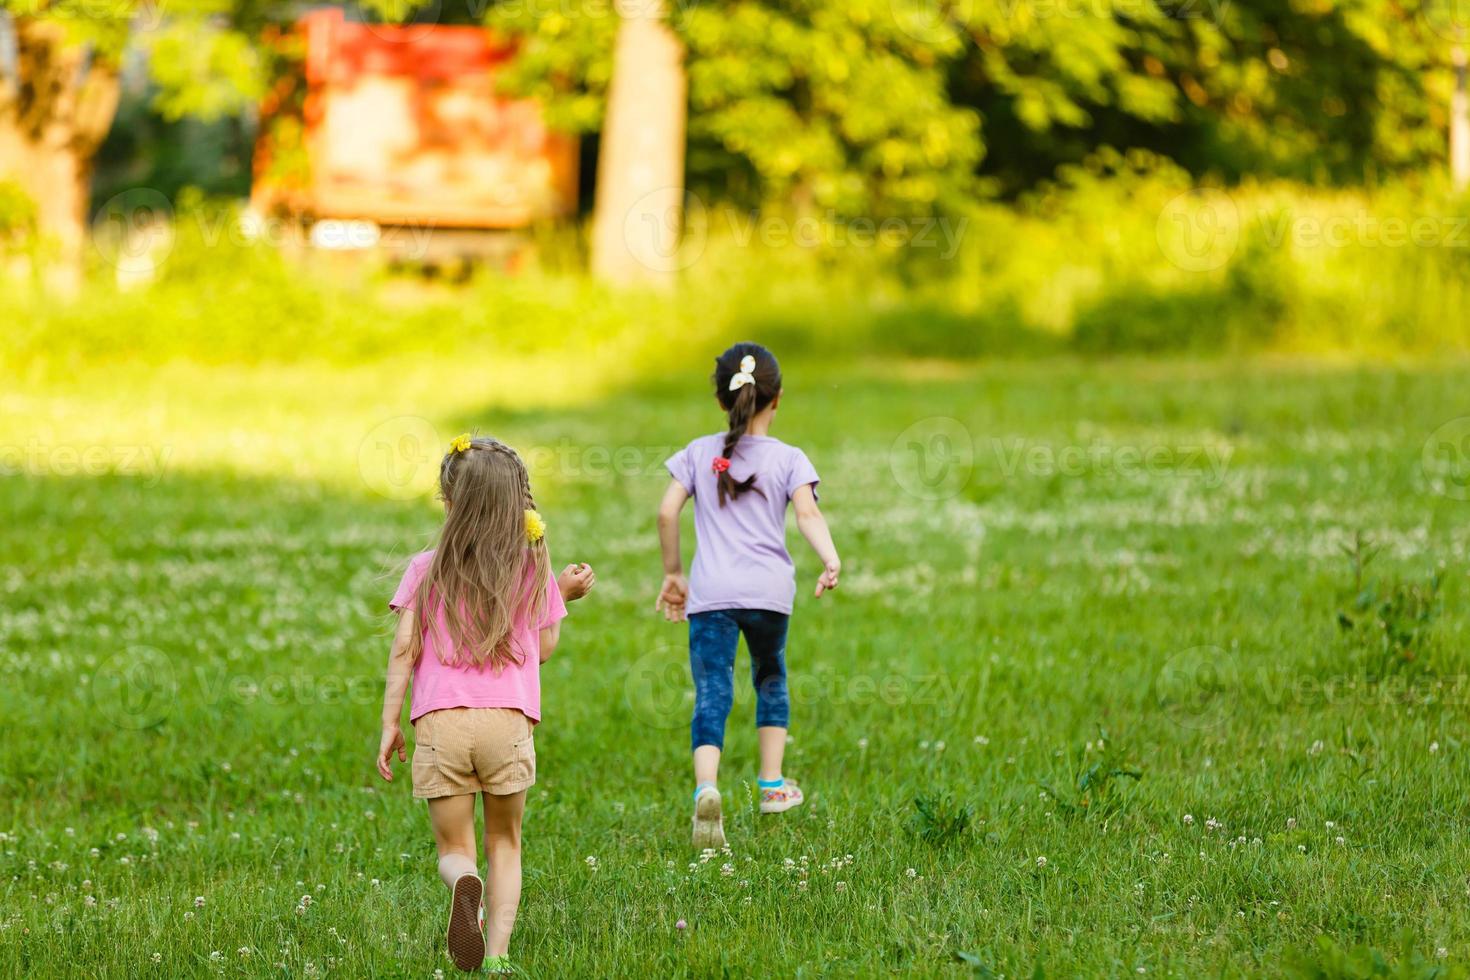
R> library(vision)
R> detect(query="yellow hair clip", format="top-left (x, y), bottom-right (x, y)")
top-left (449, 433), bottom-right (472, 454)
top-left (525, 509), bottom-right (546, 543)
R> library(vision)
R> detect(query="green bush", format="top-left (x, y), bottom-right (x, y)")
top-left (7, 172), bottom-right (1470, 368)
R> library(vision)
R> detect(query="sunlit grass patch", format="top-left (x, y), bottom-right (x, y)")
top-left (2, 357), bottom-right (1470, 975)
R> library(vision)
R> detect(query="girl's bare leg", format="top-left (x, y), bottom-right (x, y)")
top-left (757, 726), bottom-right (786, 783)
top-left (428, 794), bottom-right (484, 970)
top-left (427, 794), bottom-right (478, 886)
top-left (693, 744), bottom-right (721, 786)
top-left (481, 790), bottom-right (526, 957)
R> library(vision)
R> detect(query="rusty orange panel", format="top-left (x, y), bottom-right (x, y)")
top-left (257, 8), bottom-right (576, 229)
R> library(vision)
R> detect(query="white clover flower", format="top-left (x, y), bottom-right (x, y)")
top-left (1036, 856), bottom-right (1047, 868)
top-left (1182, 814), bottom-right (1194, 825)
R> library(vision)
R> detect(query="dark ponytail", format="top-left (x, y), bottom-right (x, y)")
top-left (711, 342), bottom-right (781, 506)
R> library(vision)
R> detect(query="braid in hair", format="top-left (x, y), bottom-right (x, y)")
top-left (711, 342), bottom-right (782, 507)
top-left (717, 383), bottom-right (761, 506)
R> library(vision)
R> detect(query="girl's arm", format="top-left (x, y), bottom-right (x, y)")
top-left (376, 609), bottom-right (417, 781)
top-left (655, 479), bottom-right (690, 621)
top-left (539, 621), bottom-right (561, 662)
top-left (792, 484), bottom-right (841, 597)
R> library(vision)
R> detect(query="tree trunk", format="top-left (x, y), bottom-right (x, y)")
top-left (0, 16), bottom-right (120, 295)
top-left (1453, 45), bottom-right (1470, 191)
top-left (589, 0), bottom-right (687, 287)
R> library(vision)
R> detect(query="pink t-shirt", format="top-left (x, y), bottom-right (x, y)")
top-left (390, 549), bottom-right (567, 724)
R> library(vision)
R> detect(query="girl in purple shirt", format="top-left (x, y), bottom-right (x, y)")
top-left (656, 342), bottom-right (842, 849)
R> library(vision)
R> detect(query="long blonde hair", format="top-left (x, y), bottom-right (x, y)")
top-left (406, 436), bottom-right (550, 670)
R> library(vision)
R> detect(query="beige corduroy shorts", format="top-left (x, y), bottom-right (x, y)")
top-left (411, 707), bottom-right (536, 799)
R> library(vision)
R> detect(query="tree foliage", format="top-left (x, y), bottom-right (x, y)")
top-left (490, 0), bottom-right (1457, 213)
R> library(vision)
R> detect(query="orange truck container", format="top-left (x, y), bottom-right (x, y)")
top-left (252, 9), bottom-right (577, 232)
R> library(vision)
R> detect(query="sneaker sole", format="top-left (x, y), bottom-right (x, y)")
top-left (760, 793), bottom-right (804, 814)
top-left (446, 873), bottom-right (485, 972)
top-left (691, 790), bottom-right (726, 849)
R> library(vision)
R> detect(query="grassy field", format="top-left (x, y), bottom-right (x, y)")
top-left (3, 350), bottom-right (1470, 978)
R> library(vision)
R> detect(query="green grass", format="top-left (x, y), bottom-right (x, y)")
top-left (4, 352), bottom-right (1470, 977)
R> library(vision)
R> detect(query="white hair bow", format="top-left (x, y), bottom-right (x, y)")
top-left (728, 355), bottom-right (757, 392)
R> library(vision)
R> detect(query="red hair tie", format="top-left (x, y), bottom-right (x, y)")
top-left (711, 457), bottom-right (731, 474)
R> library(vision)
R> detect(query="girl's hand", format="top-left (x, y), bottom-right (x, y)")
top-left (558, 563), bottom-right (596, 601)
top-left (814, 559), bottom-right (841, 597)
top-left (656, 573), bottom-right (689, 622)
top-left (376, 725), bottom-right (406, 781)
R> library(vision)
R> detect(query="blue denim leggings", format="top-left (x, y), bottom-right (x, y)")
top-left (688, 608), bottom-right (791, 751)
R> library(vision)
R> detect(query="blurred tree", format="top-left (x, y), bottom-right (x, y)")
top-left (0, 12), bottom-right (124, 293)
top-left (589, 0), bottom-right (687, 286)
top-left (0, 0), bottom-right (1459, 293)
top-left (492, 0), bottom-right (1453, 213)
top-left (491, 0), bottom-right (983, 220)
top-left (0, 1), bottom-right (265, 293)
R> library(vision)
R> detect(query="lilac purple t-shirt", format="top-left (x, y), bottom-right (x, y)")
top-left (665, 434), bottom-right (820, 615)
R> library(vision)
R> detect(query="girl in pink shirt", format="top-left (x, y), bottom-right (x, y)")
top-left (376, 434), bottom-right (594, 974)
